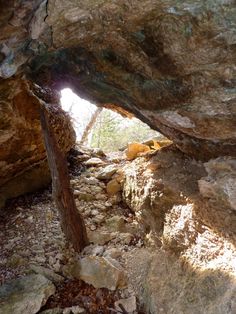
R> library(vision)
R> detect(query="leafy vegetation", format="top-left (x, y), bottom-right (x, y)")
top-left (90, 109), bottom-right (162, 152)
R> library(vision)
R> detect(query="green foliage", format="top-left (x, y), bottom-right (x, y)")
top-left (90, 109), bottom-right (162, 152)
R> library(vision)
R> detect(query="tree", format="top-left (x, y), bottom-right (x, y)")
top-left (40, 104), bottom-right (88, 252)
top-left (90, 109), bottom-right (161, 152)
top-left (80, 107), bottom-right (103, 145)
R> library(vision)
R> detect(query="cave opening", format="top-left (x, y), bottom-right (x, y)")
top-left (60, 88), bottom-right (167, 154)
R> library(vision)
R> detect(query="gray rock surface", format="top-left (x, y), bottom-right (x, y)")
top-left (0, 274), bottom-right (55, 314)
top-left (66, 256), bottom-right (127, 290)
top-left (30, 265), bottom-right (64, 283)
top-left (198, 157), bottom-right (236, 211)
top-left (115, 296), bottom-right (137, 313)
top-left (97, 165), bottom-right (118, 180)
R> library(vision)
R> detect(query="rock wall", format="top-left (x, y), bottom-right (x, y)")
top-left (122, 145), bottom-right (236, 245)
top-left (122, 146), bottom-right (236, 313)
top-left (0, 78), bottom-right (75, 208)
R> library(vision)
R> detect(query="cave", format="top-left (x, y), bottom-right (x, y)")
top-left (60, 87), bottom-right (164, 151)
top-left (0, 1), bottom-right (236, 313)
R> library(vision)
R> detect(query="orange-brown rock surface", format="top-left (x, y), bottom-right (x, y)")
top-left (0, 78), bottom-right (75, 208)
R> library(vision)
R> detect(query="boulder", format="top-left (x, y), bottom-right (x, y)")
top-left (125, 249), bottom-right (236, 314)
top-left (106, 179), bottom-right (121, 195)
top-left (126, 142), bottom-right (150, 161)
top-left (84, 158), bottom-right (105, 166)
top-left (0, 274), bottom-right (55, 314)
top-left (29, 265), bottom-right (64, 283)
top-left (106, 216), bottom-right (127, 233)
top-left (87, 230), bottom-right (117, 245)
top-left (97, 164), bottom-right (118, 180)
top-left (0, 1), bottom-right (235, 205)
top-left (66, 256), bottom-right (127, 290)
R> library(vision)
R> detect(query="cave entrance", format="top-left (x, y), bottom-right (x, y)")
top-left (60, 88), bottom-right (166, 153)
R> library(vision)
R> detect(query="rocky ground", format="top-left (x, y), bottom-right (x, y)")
top-left (1, 143), bottom-right (236, 314)
top-left (0, 145), bottom-right (147, 314)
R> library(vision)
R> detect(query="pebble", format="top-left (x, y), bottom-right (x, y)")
top-left (91, 209), bottom-right (99, 216)
top-left (93, 214), bottom-right (105, 224)
top-left (83, 177), bottom-right (99, 185)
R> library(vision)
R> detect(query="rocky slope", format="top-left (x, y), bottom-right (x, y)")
top-left (0, 146), bottom-right (235, 313)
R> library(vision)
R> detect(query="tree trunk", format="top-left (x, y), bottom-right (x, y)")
top-left (80, 107), bottom-right (102, 145)
top-left (40, 104), bottom-right (88, 252)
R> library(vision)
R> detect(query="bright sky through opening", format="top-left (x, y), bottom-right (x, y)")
top-left (60, 88), bottom-right (97, 140)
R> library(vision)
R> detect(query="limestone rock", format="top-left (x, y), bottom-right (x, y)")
top-left (126, 142), bottom-right (150, 161)
top-left (104, 248), bottom-right (122, 260)
top-left (76, 256), bottom-right (127, 290)
top-left (84, 158), bottom-right (105, 166)
top-left (106, 179), bottom-right (121, 195)
top-left (125, 249), bottom-right (236, 314)
top-left (163, 204), bottom-right (197, 253)
top-left (87, 230), bottom-right (116, 245)
top-left (74, 191), bottom-right (95, 202)
top-left (30, 264), bottom-right (64, 283)
top-left (82, 177), bottom-right (99, 185)
top-left (97, 165), bottom-right (118, 180)
top-left (198, 157), bottom-right (236, 211)
top-left (115, 296), bottom-right (136, 313)
top-left (0, 274), bottom-right (55, 314)
top-left (106, 216), bottom-right (127, 233)
top-left (122, 146), bottom-right (206, 233)
top-left (62, 306), bottom-right (86, 314)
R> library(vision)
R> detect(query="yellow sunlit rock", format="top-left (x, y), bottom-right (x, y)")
top-left (126, 142), bottom-right (151, 160)
top-left (107, 179), bottom-right (121, 195)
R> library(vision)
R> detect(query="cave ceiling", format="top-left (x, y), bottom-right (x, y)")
top-left (0, 0), bottom-right (236, 159)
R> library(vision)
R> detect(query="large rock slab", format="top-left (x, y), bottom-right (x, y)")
top-left (35, 0), bottom-right (236, 159)
top-left (125, 249), bottom-right (236, 314)
top-left (0, 274), bottom-right (55, 314)
top-left (65, 256), bottom-right (127, 290)
top-left (0, 1), bottom-right (235, 160)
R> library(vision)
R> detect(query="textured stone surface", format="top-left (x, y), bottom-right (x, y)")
top-left (0, 0), bottom-right (235, 161)
top-left (67, 256), bottom-right (127, 290)
top-left (0, 78), bottom-right (75, 208)
top-left (198, 157), bottom-right (236, 211)
top-left (123, 145), bottom-right (206, 233)
top-left (0, 274), bottom-right (55, 314)
top-left (125, 249), bottom-right (236, 314)
top-left (96, 164), bottom-right (118, 180)
top-left (106, 179), bottom-right (121, 195)
top-left (122, 146), bottom-right (236, 249)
